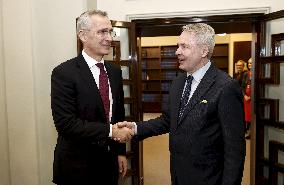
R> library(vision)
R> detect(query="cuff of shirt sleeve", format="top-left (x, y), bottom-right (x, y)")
top-left (109, 124), bottom-right (112, 137)
top-left (133, 122), bottom-right (137, 134)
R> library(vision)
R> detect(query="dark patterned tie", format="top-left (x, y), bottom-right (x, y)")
top-left (179, 75), bottom-right (193, 119)
top-left (96, 63), bottom-right (110, 123)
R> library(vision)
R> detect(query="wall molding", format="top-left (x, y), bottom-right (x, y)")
top-left (126, 7), bottom-right (270, 21)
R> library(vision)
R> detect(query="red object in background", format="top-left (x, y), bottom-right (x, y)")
top-left (244, 71), bottom-right (252, 122)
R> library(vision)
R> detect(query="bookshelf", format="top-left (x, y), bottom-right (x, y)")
top-left (211, 44), bottom-right (229, 72)
top-left (141, 44), bottom-right (229, 113)
top-left (141, 45), bottom-right (179, 112)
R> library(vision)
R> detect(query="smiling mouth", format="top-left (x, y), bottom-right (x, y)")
top-left (102, 45), bottom-right (111, 48)
top-left (102, 42), bottom-right (111, 47)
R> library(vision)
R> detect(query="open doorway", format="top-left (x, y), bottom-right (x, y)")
top-left (131, 11), bottom-right (263, 185)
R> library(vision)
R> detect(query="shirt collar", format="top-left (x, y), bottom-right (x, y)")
top-left (82, 50), bottom-right (105, 69)
top-left (187, 61), bottom-right (211, 83)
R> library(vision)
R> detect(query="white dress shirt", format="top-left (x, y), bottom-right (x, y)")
top-left (82, 50), bottom-right (113, 137)
top-left (133, 61), bottom-right (212, 134)
top-left (183, 61), bottom-right (211, 103)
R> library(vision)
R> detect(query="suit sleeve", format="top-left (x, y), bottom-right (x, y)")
top-left (136, 102), bottom-right (171, 140)
top-left (136, 75), bottom-right (180, 140)
top-left (51, 65), bottom-right (109, 141)
top-left (218, 80), bottom-right (246, 185)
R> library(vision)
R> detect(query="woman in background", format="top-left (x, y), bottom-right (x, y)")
top-left (244, 58), bottom-right (252, 139)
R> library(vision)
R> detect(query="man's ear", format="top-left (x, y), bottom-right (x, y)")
top-left (78, 30), bottom-right (87, 43)
top-left (201, 45), bottom-right (209, 58)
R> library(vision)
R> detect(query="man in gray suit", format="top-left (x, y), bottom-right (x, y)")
top-left (116, 23), bottom-right (245, 185)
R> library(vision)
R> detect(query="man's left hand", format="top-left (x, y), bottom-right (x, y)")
top-left (118, 155), bottom-right (127, 177)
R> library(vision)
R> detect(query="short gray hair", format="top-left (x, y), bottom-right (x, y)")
top-left (76, 10), bottom-right (108, 34)
top-left (182, 23), bottom-right (215, 58)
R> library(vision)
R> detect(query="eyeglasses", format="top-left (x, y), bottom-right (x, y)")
top-left (83, 29), bottom-right (116, 38)
top-left (177, 43), bottom-right (191, 50)
top-left (84, 29), bottom-right (116, 38)
top-left (97, 29), bottom-right (116, 38)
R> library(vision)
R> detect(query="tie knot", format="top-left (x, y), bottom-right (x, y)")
top-left (186, 75), bottom-right (193, 83)
top-left (96, 63), bottom-right (105, 70)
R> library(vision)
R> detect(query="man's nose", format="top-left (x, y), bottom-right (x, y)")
top-left (105, 35), bottom-right (112, 41)
top-left (176, 48), bottom-right (181, 55)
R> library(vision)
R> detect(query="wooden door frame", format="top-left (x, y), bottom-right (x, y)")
top-left (254, 10), bottom-right (284, 185)
top-left (130, 9), bottom-right (274, 185)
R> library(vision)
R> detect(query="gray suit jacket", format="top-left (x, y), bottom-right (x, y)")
top-left (137, 63), bottom-right (245, 185)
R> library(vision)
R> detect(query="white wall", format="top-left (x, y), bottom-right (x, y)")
top-left (1, 0), bottom-right (89, 185)
top-left (0, 0), bottom-right (11, 184)
top-left (97, 0), bottom-right (284, 21)
top-left (31, 1), bottom-right (86, 184)
top-left (2, 0), bottom-right (40, 184)
top-left (87, 0), bottom-right (97, 10)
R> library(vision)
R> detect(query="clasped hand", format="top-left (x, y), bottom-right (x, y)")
top-left (112, 121), bottom-right (135, 143)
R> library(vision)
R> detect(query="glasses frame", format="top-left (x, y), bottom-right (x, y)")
top-left (177, 43), bottom-right (191, 50)
top-left (82, 28), bottom-right (116, 38)
top-left (97, 29), bottom-right (116, 38)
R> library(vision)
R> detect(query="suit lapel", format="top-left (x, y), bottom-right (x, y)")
top-left (172, 74), bottom-right (187, 128)
top-left (104, 62), bottom-right (117, 117)
top-left (76, 54), bottom-right (105, 116)
top-left (76, 54), bottom-right (99, 91)
top-left (177, 64), bottom-right (217, 125)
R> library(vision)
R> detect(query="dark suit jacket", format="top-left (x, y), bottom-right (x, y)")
top-left (51, 54), bottom-right (125, 185)
top-left (137, 63), bottom-right (245, 185)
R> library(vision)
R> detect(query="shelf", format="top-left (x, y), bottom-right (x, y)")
top-left (142, 79), bottom-right (162, 81)
top-left (142, 57), bottom-right (160, 59)
top-left (258, 119), bottom-right (284, 130)
top-left (256, 98), bottom-right (279, 121)
top-left (211, 44), bottom-right (229, 73)
top-left (161, 91), bottom-right (170, 94)
top-left (212, 44), bottom-right (229, 56)
top-left (258, 157), bottom-right (284, 173)
top-left (141, 45), bottom-right (178, 112)
top-left (141, 44), bottom-right (229, 112)
top-left (142, 47), bottom-right (160, 58)
top-left (142, 90), bottom-right (161, 93)
top-left (260, 55), bottom-right (284, 63)
top-left (142, 68), bottom-right (161, 70)
top-left (161, 56), bottom-right (177, 59)
top-left (258, 147), bottom-right (284, 173)
top-left (161, 66), bottom-right (178, 69)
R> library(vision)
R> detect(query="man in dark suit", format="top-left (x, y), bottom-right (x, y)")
top-left (117, 23), bottom-right (245, 185)
top-left (51, 10), bottom-right (133, 185)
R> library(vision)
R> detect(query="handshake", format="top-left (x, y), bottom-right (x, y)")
top-left (112, 121), bottom-right (136, 143)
